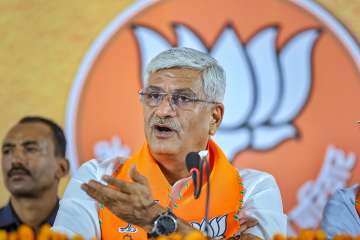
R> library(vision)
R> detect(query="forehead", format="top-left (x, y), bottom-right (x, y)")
top-left (148, 68), bottom-right (203, 92)
top-left (4, 122), bottom-right (53, 144)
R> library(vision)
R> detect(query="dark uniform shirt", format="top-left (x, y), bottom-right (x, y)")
top-left (0, 200), bottom-right (59, 232)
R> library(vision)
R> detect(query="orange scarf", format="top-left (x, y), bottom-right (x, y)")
top-left (99, 140), bottom-right (244, 239)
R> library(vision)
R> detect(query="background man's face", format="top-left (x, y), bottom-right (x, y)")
top-left (1, 122), bottom-right (60, 197)
top-left (143, 68), bottom-right (213, 159)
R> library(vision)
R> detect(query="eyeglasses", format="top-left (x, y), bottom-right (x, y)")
top-left (138, 90), bottom-right (219, 110)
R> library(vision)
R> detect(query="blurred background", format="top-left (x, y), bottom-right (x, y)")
top-left (0, 0), bottom-right (359, 232)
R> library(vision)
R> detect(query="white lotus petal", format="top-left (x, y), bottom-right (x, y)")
top-left (271, 29), bottom-right (320, 123)
top-left (217, 215), bottom-right (227, 236)
top-left (211, 26), bottom-right (255, 128)
top-left (132, 25), bottom-right (171, 85)
top-left (209, 218), bottom-right (219, 237)
top-left (214, 128), bottom-right (250, 160)
top-left (246, 27), bottom-right (281, 126)
top-left (191, 222), bottom-right (201, 230)
top-left (252, 125), bottom-right (297, 149)
top-left (199, 219), bottom-right (207, 233)
top-left (204, 219), bottom-right (214, 237)
top-left (174, 24), bottom-right (207, 51)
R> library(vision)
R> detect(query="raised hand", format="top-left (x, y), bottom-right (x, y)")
top-left (81, 165), bottom-right (164, 230)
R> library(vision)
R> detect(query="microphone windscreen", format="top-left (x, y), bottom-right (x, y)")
top-left (185, 152), bottom-right (201, 171)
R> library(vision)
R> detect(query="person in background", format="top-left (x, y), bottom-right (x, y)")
top-left (321, 122), bottom-right (360, 238)
top-left (0, 116), bottom-right (69, 232)
top-left (322, 184), bottom-right (360, 238)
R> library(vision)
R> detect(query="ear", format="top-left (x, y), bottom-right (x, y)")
top-left (209, 103), bottom-right (224, 136)
top-left (56, 158), bottom-right (70, 179)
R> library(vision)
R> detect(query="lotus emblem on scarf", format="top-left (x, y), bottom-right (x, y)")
top-left (191, 215), bottom-right (227, 238)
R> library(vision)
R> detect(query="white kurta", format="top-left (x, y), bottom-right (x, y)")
top-left (53, 158), bottom-right (287, 239)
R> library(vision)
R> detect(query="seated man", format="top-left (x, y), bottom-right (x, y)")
top-left (321, 184), bottom-right (360, 238)
top-left (0, 116), bottom-right (69, 232)
top-left (53, 47), bottom-right (287, 239)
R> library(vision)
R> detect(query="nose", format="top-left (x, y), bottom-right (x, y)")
top-left (154, 95), bottom-right (176, 118)
top-left (10, 148), bottom-right (26, 165)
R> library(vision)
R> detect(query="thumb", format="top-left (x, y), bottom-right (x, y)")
top-left (129, 165), bottom-right (149, 186)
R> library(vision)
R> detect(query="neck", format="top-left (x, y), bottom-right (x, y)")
top-left (10, 187), bottom-right (58, 231)
top-left (153, 153), bottom-right (189, 185)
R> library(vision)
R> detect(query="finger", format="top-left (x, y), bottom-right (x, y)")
top-left (235, 212), bottom-right (257, 226)
top-left (236, 217), bottom-right (258, 234)
top-left (235, 212), bottom-right (247, 225)
top-left (129, 165), bottom-right (149, 186)
top-left (236, 211), bottom-right (246, 219)
top-left (239, 223), bottom-right (247, 233)
top-left (81, 180), bottom-right (113, 203)
top-left (102, 175), bottom-right (132, 194)
top-left (81, 181), bottom-right (109, 204)
top-left (237, 217), bottom-right (247, 225)
top-left (81, 180), bottom-right (128, 204)
top-left (245, 217), bottom-right (258, 228)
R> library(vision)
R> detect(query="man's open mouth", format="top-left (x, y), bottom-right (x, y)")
top-left (153, 124), bottom-right (176, 138)
top-left (154, 125), bottom-right (174, 132)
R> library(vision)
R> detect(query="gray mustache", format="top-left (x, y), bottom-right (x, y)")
top-left (150, 117), bottom-right (181, 132)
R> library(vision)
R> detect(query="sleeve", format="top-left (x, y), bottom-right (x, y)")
top-left (52, 159), bottom-right (103, 240)
top-left (239, 169), bottom-right (288, 239)
top-left (321, 188), bottom-right (359, 239)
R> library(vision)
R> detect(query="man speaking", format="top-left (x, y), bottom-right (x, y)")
top-left (53, 48), bottom-right (287, 239)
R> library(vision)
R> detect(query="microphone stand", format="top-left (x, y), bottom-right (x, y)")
top-left (199, 155), bottom-right (211, 237)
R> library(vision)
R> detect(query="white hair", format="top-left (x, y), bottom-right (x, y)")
top-left (144, 47), bottom-right (226, 102)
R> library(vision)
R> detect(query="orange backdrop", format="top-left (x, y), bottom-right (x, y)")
top-left (0, 0), bottom-right (359, 231)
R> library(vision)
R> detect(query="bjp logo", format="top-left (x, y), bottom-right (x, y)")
top-left (65, 0), bottom-right (360, 232)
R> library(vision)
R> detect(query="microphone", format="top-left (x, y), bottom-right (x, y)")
top-left (185, 151), bottom-right (211, 236)
top-left (185, 152), bottom-right (201, 170)
top-left (185, 152), bottom-right (201, 199)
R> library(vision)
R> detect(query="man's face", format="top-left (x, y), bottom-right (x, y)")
top-left (1, 122), bottom-right (61, 197)
top-left (143, 68), bottom-right (219, 160)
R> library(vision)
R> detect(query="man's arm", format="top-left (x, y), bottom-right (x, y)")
top-left (239, 169), bottom-right (288, 239)
top-left (81, 165), bottom-right (196, 237)
top-left (321, 187), bottom-right (359, 239)
top-left (52, 159), bottom-right (108, 239)
top-left (81, 166), bottom-right (263, 239)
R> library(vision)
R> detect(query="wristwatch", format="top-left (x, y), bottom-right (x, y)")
top-left (147, 210), bottom-right (178, 238)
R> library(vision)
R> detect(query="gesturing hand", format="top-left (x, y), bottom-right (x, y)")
top-left (230, 211), bottom-right (259, 240)
top-left (81, 165), bottom-right (163, 230)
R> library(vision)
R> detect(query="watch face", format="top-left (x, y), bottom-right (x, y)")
top-left (157, 215), bottom-right (177, 235)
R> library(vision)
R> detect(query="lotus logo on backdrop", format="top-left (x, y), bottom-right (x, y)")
top-left (133, 24), bottom-right (320, 159)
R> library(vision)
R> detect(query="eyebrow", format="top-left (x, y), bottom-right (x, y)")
top-left (1, 141), bottom-right (39, 150)
top-left (172, 88), bottom-right (196, 96)
top-left (146, 86), bottom-right (196, 96)
top-left (2, 143), bottom-right (14, 150)
top-left (22, 141), bottom-right (39, 147)
top-left (146, 86), bottom-right (164, 92)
